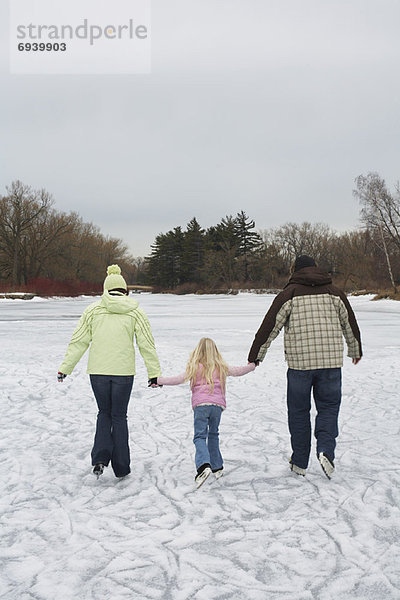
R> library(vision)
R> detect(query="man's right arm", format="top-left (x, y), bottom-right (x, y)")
top-left (248, 291), bottom-right (292, 363)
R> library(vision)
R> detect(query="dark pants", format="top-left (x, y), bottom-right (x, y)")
top-left (90, 375), bottom-right (134, 477)
top-left (287, 368), bottom-right (342, 470)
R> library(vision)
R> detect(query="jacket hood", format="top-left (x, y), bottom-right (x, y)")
top-left (286, 266), bottom-right (332, 287)
top-left (100, 292), bottom-right (139, 314)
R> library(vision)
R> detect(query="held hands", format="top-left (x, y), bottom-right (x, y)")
top-left (148, 377), bottom-right (163, 388)
top-left (58, 373), bottom-right (164, 385)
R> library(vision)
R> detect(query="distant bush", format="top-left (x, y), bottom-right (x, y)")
top-left (0, 278), bottom-right (102, 297)
top-left (174, 283), bottom-right (201, 295)
top-left (372, 290), bottom-right (400, 301)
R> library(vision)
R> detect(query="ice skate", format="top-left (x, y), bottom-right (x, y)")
top-left (318, 452), bottom-right (334, 479)
top-left (195, 463), bottom-right (212, 488)
top-left (289, 458), bottom-right (306, 476)
top-left (93, 463), bottom-right (105, 479)
top-left (212, 467), bottom-right (224, 480)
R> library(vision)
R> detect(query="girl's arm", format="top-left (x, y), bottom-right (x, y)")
top-left (157, 372), bottom-right (187, 386)
top-left (227, 363), bottom-right (256, 377)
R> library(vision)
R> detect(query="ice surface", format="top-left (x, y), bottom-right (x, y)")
top-left (0, 293), bottom-right (399, 599)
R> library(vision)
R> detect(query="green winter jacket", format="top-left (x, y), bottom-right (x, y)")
top-left (59, 292), bottom-right (161, 377)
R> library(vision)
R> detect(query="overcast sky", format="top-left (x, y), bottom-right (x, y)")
top-left (1, 0), bottom-right (400, 257)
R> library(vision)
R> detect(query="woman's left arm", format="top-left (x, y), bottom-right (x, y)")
top-left (134, 308), bottom-right (162, 379)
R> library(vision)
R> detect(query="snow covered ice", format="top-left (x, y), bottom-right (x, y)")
top-left (0, 293), bottom-right (399, 600)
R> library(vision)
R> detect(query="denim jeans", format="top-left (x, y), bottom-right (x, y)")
top-left (193, 405), bottom-right (223, 471)
top-left (90, 374), bottom-right (134, 477)
top-left (287, 368), bottom-right (342, 469)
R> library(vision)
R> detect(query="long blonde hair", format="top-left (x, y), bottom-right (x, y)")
top-left (185, 338), bottom-right (229, 392)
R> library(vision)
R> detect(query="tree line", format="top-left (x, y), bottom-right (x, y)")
top-left (0, 180), bottom-right (134, 292)
top-left (1, 173), bottom-right (399, 295)
top-left (144, 172), bottom-right (400, 294)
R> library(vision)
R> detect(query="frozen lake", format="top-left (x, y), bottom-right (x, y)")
top-left (0, 293), bottom-right (399, 599)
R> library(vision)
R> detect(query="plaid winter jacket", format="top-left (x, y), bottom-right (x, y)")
top-left (248, 267), bottom-right (362, 370)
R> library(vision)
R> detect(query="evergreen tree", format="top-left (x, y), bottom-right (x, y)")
top-left (203, 216), bottom-right (240, 285)
top-left (181, 218), bottom-right (205, 283)
top-left (146, 227), bottom-right (184, 288)
top-left (234, 210), bottom-right (262, 281)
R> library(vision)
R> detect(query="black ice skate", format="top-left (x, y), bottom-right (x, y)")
top-left (93, 463), bottom-right (105, 479)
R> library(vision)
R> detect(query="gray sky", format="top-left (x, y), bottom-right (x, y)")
top-left (1, 0), bottom-right (400, 257)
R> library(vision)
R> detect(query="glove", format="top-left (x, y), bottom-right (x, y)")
top-left (148, 377), bottom-right (162, 388)
top-left (57, 372), bottom-right (67, 382)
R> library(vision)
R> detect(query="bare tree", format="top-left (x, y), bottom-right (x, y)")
top-left (0, 182), bottom-right (137, 288)
top-left (353, 173), bottom-right (398, 293)
top-left (258, 229), bottom-right (289, 287)
top-left (0, 181), bottom-right (52, 285)
top-left (23, 209), bottom-right (75, 280)
top-left (334, 230), bottom-right (377, 290)
top-left (272, 222), bottom-right (336, 270)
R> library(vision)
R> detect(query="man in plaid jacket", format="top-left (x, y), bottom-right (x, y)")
top-left (248, 255), bottom-right (362, 479)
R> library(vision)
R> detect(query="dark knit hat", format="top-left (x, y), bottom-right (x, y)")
top-left (294, 255), bottom-right (316, 271)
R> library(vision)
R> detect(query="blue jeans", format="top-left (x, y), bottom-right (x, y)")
top-left (90, 375), bottom-right (134, 477)
top-left (287, 368), bottom-right (342, 469)
top-left (193, 405), bottom-right (223, 471)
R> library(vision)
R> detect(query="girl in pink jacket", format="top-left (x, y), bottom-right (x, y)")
top-left (157, 338), bottom-right (256, 488)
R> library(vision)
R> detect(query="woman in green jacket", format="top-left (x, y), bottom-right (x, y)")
top-left (58, 265), bottom-right (161, 479)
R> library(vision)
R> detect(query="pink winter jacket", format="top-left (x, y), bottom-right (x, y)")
top-left (157, 363), bottom-right (255, 410)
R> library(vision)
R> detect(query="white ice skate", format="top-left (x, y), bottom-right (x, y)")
top-left (318, 452), bottom-right (335, 479)
top-left (195, 466), bottom-right (212, 489)
top-left (213, 468), bottom-right (224, 480)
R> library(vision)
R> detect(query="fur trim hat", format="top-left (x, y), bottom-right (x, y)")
top-left (103, 265), bottom-right (127, 291)
top-left (294, 255), bottom-right (316, 272)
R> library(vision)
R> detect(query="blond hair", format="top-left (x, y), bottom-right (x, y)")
top-left (185, 338), bottom-right (229, 393)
